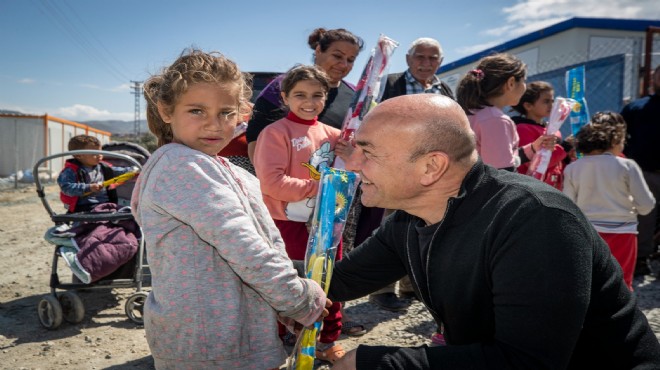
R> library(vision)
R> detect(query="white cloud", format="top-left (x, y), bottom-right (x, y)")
top-left (502, 0), bottom-right (652, 23)
top-left (54, 104), bottom-right (133, 121)
top-left (18, 78), bottom-right (35, 84)
top-left (458, 0), bottom-right (660, 55)
top-left (483, 24), bottom-right (516, 37)
top-left (79, 82), bottom-right (131, 93)
top-left (457, 40), bottom-right (506, 55)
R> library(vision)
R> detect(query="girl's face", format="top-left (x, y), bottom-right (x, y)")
top-left (314, 41), bottom-right (360, 85)
top-left (281, 79), bottom-right (327, 121)
top-left (159, 82), bottom-right (240, 156)
top-left (524, 90), bottom-right (554, 123)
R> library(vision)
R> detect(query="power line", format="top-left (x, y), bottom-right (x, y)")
top-left (60, 0), bottom-right (132, 77)
top-left (35, 0), bottom-right (130, 83)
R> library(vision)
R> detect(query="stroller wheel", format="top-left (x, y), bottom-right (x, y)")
top-left (38, 295), bottom-right (63, 329)
top-left (59, 291), bottom-right (85, 324)
top-left (125, 292), bottom-right (148, 324)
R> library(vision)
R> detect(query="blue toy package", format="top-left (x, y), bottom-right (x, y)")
top-left (288, 164), bottom-right (359, 370)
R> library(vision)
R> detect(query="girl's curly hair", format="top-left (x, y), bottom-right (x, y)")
top-left (143, 48), bottom-right (252, 147)
top-left (575, 111), bottom-right (627, 154)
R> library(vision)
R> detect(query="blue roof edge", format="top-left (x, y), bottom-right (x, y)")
top-left (439, 17), bottom-right (660, 73)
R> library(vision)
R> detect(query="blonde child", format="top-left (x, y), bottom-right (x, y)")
top-left (511, 81), bottom-right (567, 189)
top-left (563, 112), bottom-right (656, 290)
top-left (132, 49), bottom-right (328, 369)
top-left (456, 53), bottom-right (555, 171)
top-left (253, 65), bottom-right (345, 363)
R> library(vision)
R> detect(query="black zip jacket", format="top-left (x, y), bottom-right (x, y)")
top-left (329, 160), bottom-right (660, 369)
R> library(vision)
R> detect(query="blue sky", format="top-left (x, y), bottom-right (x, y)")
top-left (1, 0), bottom-right (659, 122)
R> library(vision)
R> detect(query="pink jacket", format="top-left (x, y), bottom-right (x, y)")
top-left (253, 116), bottom-right (340, 222)
top-left (469, 106), bottom-right (519, 169)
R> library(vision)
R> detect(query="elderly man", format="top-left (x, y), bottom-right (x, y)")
top-left (330, 94), bottom-right (660, 369)
top-left (381, 37), bottom-right (454, 101)
top-left (367, 37), bottom-right (454, 313)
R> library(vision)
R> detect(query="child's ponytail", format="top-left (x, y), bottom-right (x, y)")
top-left (457, 53), bottom-right (526, 114)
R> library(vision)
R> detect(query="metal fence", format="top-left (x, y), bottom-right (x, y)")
top-left (524, 31), bottom-right (660, 138)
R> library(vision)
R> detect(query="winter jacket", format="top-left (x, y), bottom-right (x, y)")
top-left (131, 143), bottom-right (326, 369)
top-left (329, 160), bottom-right (660, 370)
top-left (513, 116), bottom-right (566, 189)
top-left (58, 158), bottom-right (118, 212)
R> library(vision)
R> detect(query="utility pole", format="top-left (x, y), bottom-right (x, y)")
top-left (130, 80), bottom-right (143, 136)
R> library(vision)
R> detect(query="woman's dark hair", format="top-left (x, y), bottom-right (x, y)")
top-left (456, 53), bottom-right (526, 114)
top-left (575, 111), bottom-right (627, 154)
top-left (308, 28), bottom-right (364, 53)
top-left (511, 81), bottom-right (554, 115)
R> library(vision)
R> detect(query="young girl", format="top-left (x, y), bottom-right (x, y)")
top-left (511, 81), bottom-right (567, 189)
top-left (132, 49), bottom-right (328, 370)
top-left (456, 53), bottom-right (554, 171)
top-left (253, 65), bottom-right (345, 363)
top-left (563, 112), bottom-right (655, 290)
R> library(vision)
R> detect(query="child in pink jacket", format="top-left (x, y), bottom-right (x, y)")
top-left (253, 65), bottom-right (345, 363)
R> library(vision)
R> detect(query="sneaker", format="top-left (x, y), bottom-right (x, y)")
top-left (59, 246), bottom-right (91, 284)
top-left (398, 290), bottom-right (418, 300)
top-left (368, 292), bottom-right (410, 312)
top-left (315, 344), bottom-right (346, 364)
top-left (430, 332), bottom-right (446, 347)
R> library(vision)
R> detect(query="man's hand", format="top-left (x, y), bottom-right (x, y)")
top-left (331, 348), bottom-right (357, 370)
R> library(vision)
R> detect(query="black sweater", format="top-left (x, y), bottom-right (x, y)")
top-left (330, 161), bottom-right (660, 369)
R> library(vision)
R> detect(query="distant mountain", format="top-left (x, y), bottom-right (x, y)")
top-left (0, 109), bottom-right (23, 115)
top-left (0, 108), bottom-right (148, 135)
top-left (82, 119), bottom-right (148, 135)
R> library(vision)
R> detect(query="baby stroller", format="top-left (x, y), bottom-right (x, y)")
top-left (33, 144), bottom-right (150, 330)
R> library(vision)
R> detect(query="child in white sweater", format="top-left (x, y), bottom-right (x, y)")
top-left (563, 112), bottom-right (655, 289)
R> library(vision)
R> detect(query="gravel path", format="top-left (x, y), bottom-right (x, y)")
top-left (1, 184), bottom-right (659, 370)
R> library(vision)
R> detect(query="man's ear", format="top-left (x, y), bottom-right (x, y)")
top-left (420, 152), bottom-right (449, 186)
top-left (157, 102), bottom-right (172, 124)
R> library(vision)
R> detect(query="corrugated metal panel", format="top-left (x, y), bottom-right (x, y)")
top-left (0, 114), bottom-right (112, 177)
top-left (439, 17), bottom-right (660, 73)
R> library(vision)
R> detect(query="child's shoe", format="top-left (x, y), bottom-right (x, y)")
top-left (315, 343), bottom-right (346, 364)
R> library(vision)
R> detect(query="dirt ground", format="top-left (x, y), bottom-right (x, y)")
top-left (1, 183), bottom-right (659, 370)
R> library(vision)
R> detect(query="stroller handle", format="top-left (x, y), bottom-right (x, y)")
top-left (33, 150), bottom-right (143, 218)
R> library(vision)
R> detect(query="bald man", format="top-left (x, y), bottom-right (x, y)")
top-left (329, 94), bottom-right (660, 369)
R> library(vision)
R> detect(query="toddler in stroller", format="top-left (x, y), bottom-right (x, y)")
top-left (35, 137), bottom-right (150, 329)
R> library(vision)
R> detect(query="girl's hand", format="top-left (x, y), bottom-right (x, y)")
top-left (318, 298), bottom-right (332, 321)
top-left (334, 139), bottom-right (354, 162)
top-left (532, 135), bottom-right (558, 152)
top-left (293, 298), bottom-right (332, 334)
